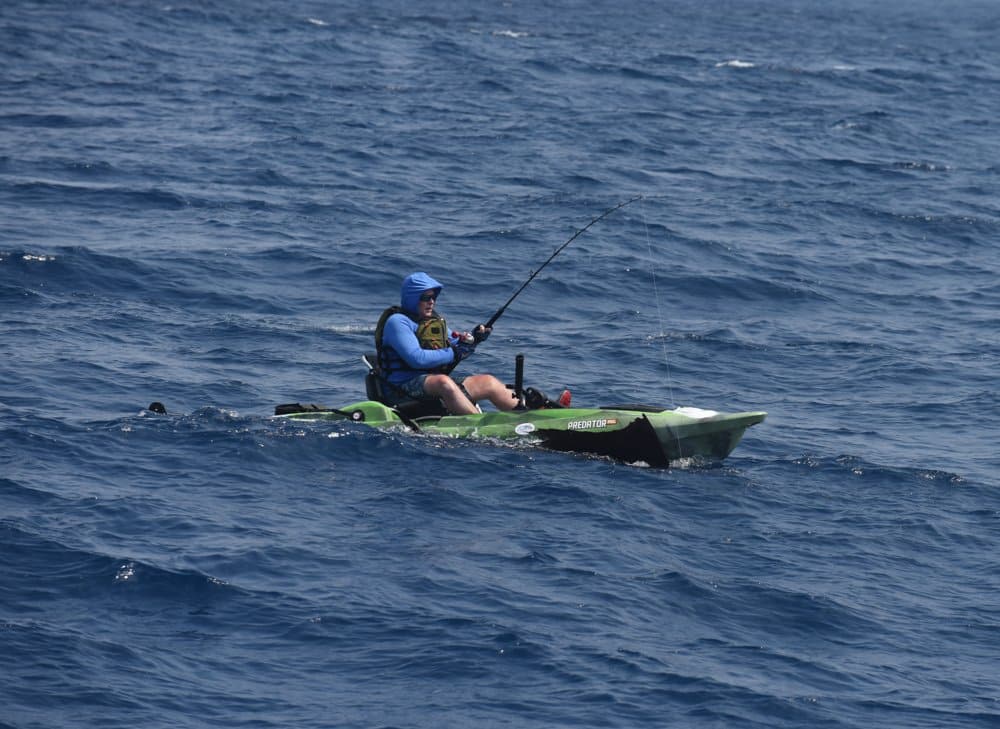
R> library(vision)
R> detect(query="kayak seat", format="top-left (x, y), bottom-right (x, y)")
top-left (362, 353), bottom-right (447, 419)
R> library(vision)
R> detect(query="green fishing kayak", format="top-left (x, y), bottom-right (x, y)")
top-left (276, 201), bottom-right (769, 466)
top-left (275, 400), bottom-right (766, 467)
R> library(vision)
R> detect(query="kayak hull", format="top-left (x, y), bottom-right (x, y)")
top-left (278, 402), bottom-right (766, 466)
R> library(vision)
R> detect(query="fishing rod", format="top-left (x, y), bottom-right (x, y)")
top-left (483, 195), bottom-right (644, 330)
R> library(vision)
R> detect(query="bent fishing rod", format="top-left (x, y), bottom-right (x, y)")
top-left (483, 195), bottom-right (644, 330)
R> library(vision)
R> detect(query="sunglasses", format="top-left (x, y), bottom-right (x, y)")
top-left (419, 293), bottom-right (438, 302)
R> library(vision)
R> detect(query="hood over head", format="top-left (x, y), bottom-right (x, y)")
top-left (400, 272), bottom-right (443, 316)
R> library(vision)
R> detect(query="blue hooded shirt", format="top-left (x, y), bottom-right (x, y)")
top-left (399, 271), bottom-right (443, 317)
top-left (380, 272), bottom-right (457, 384)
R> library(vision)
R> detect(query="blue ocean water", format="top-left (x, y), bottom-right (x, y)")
top-left (2, 0), bottom-right (999, 726)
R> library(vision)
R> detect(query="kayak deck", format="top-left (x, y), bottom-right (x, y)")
top-left (278, 402), bottom-right (766, 466)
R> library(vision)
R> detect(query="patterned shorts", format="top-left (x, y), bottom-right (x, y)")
top-left (384, 374), bottom-right (467, 405)
top-left (396, 374), bottom-right (433, 400)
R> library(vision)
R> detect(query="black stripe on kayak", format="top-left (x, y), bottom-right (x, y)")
top-left (536, 415), bottom-right (670, 467)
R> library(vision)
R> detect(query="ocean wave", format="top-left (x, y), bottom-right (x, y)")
top-left (0, 112), bottom-right (122, 129)
top-left (780, 454), bottom-right (964, 486)
top-left (6, 181), bottom-right (189, 210)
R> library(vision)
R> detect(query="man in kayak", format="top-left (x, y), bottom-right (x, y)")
top-left (375, 272), bottom-right (518, 415)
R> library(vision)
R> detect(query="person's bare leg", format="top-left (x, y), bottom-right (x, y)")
top-left (462, 374), bottom-right (518, 411)
top-left (422, 374), bottom-right (478, 414)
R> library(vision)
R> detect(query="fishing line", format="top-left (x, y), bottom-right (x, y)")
top-left (639, 196), bottom-right (677, 409)
top-left (484, 195), bottom-right (645, 329)
top-left (638, 198), bottom-right (685, 466)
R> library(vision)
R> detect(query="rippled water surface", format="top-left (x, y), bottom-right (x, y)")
top-left (2, 1), bottom-right (999, 727)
